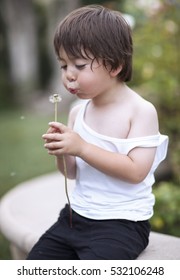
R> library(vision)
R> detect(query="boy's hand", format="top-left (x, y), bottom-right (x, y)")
top-left (42, 122), bottom-right (85, 157)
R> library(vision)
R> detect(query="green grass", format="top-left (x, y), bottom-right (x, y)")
top-left (0, 109), bottom-right (67, 259)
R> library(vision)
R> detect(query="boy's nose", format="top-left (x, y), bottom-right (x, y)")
top-left (66, 69), bottom-right (76, 82)
top-left (67, 76), bottom-right (75, 82)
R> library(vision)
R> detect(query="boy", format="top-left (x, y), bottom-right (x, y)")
top-left (27, 5), bottom-right (168, 260)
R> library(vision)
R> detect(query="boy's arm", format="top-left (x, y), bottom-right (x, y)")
top-left (79, 143), bottom-right (156, 183)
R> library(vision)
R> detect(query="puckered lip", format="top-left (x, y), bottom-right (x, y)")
top-left (68, 88), bottom-right (78, 94)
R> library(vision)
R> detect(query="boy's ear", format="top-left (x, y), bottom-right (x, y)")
top-left (110, 65), bottom-right (123, 77)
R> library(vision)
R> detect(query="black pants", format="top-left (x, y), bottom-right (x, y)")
top-left (27, 204), bottom-right (150, 260)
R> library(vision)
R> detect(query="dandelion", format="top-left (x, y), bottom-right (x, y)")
top-left (49, 94), bottom-right (62, 122)
top-left (49, 94), bottom-right (72, 227)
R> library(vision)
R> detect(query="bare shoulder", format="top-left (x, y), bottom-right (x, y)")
top-left (67, 102), bottom-right (84, 128)
top-left (137, 96), bottom-right (158, 119)
top-left (128, 91), bottom-right (159, 137)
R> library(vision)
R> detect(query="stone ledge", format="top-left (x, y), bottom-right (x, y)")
top-left (0, 172), bottom-right (179, 260)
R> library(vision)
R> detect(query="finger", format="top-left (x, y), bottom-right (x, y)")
top-left (44, 142), bottom-right (65, 156)
top-left (42, 126), bottom-right (59, 143)
top-left (47, 148), bottom-right (64, 156)
top-left (44, 141), bottom-right (62, 150)
top-left (46, 126), bottom-right (58, 134)
top-left (42, 133), bottom-right (62, 142)
top-left (49, 122), bottom-right (70, 133)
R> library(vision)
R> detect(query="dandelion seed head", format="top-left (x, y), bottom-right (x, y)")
top-left (49, 94), bottom-right (62, 103)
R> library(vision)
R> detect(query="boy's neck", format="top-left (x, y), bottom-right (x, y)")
top-left (91, 82), bottom-right (129, 107)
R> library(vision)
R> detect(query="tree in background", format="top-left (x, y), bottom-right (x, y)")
top-left (0, 0), bottom-right (80, 108)
top-left (1, 0), bottom-right (39, 106)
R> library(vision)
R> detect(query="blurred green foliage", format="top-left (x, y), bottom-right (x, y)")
top-left (151, 182), bottom-right (180, 237)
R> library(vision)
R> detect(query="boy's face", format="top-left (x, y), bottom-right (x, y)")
top-left (58, 47), bottom-right (119, 100)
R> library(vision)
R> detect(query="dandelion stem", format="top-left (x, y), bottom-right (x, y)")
top-left (62, 156), bottom-right (72, 227)
top-left (54, 102), bottom-right (58, 122)
top-left (53, 95), bottom-right (72, 228)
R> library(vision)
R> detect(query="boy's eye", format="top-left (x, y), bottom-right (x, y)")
top-left (60, 64), bottom-right (86, 70)
top-left (76, 64), bottom-right (86, 70)
top-left (60, 65), bottom-right (67, 70)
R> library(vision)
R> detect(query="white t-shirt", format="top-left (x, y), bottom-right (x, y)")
top-left (70, 102), bottom-right (169, 221)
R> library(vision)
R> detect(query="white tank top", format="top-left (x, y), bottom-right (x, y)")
top-left (70, 102), bottom-right (168, 221)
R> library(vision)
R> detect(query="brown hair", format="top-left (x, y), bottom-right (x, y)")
top-left (54, 5), bottom-right (133, 82)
